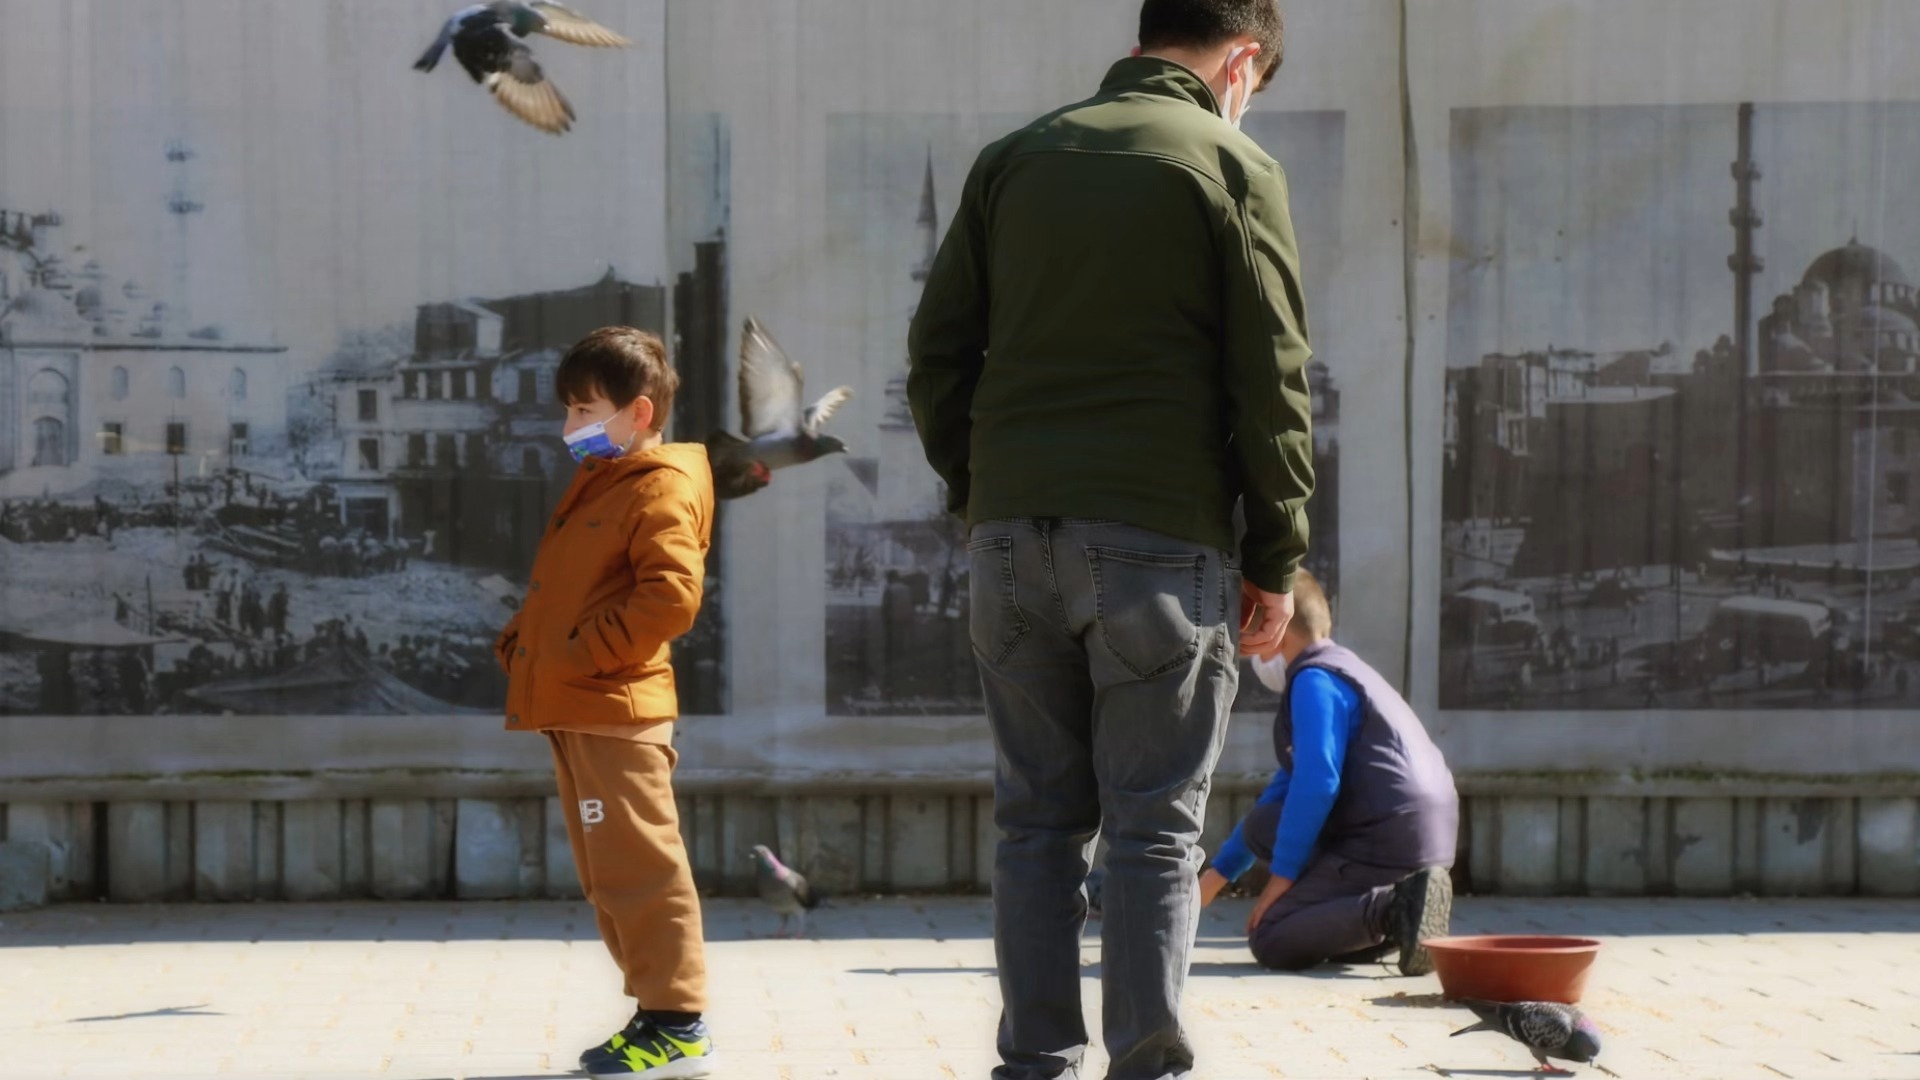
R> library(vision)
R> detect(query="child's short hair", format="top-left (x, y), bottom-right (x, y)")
top-left (1290, 569), bottom-right (1333, 641)
top-left (555, 326), bottom-right (678, 432)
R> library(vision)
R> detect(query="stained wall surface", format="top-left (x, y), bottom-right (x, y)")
top-left (2, 0), bottom-right (1917, 895)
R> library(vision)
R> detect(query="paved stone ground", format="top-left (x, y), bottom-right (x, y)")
top-left (2, 896), bottom-right (1917, 1080)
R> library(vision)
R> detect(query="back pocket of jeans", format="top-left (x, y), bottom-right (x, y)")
top-left (1087, 546), bottom-right (1205, 680)
top-left (967, 534), bottom-right (1029, 664)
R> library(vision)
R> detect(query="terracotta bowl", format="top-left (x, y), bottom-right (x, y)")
top-left (1424, 935), bottom-right (1601, 1004)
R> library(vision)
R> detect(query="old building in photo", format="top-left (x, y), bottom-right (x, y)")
top-left (1753, 240), bottom-right (1920, 550)
top-left (1, 209), bottom-right (289, 499)
top-left (2, 210), bottom-right (732, 718)
top-left (293, 270), bottom-right (681, 573)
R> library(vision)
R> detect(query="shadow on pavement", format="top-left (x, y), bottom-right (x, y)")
top-left (1370, 992), bottom-right (1455, 1009)
top-left (1187, 959), bottom-right (1404, 982)
top-left (67, 1003), bottom-right (223, 1023)
top-left (846, 966), bottom-right (998, 976)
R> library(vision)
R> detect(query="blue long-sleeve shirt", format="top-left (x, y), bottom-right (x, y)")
top-left (1211, 667), bottom-right (1363, 882)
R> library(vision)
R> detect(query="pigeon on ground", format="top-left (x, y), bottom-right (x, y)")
top-left (706, 317), bottom-right (853, 500)
top-left (414, 2), bottom-right (629, 134)
top-left (1450, 999), bottom-right (1603, 1074)
top-left (749, 845), bottom-right (821, 938)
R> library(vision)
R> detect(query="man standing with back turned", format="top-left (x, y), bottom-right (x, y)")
top-left (907, 2), bottom-right (1314, 1076)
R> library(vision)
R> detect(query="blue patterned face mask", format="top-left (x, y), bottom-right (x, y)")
top-left (563, 419), bottom-right (634, 462)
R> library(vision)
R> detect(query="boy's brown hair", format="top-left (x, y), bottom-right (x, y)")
top-left (555, 326), bottom-right (679, 432)
top-left (1289, 568), bottom-right (1333, 642)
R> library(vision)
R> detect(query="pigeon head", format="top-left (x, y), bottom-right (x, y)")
top-left (749, 844), bottom-right (780, 869)
top-left (511, 3), bottom-right (557, 36)
top-left (813, 435), bottom-right (850, 457)
top-left (1566, 1018), bottom-right (1603, 1063)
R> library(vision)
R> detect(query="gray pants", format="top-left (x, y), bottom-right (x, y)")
top-left (969, 518), bottom-right (1240, 1080)
top-left (1237, 801), bottom-right (1403, 970)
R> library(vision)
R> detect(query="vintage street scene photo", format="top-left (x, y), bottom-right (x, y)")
top-left (1441, 102), bottom-right (1920, 710)
top-left (0, 114), bottom-right (733, 717)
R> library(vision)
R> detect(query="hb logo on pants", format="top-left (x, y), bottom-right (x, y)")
top-left (580, 799), bottom-right (605, 831)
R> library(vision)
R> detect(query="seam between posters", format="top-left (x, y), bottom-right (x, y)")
top-left (1397, 0), bottom-right (1419, 690)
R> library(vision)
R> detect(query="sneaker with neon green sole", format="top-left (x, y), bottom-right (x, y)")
top-left (584, 1017), bottom-right (716, 1079)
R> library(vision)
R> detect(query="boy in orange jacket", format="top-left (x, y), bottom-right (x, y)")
top-left (494, 326), bottom-right (717, 1078)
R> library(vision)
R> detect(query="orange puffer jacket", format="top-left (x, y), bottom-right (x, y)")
top-left (494, 442), bottom-right (713, 742)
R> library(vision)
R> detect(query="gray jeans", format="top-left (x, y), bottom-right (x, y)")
top-left (969, 518), bottom-right (1240, 1080)
top-left (1236, 801), bottom-right (1404, 970)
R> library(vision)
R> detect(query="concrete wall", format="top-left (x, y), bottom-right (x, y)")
top-left (5, 791), bottom-right (1914, 902)
top-left (4, 0), bottom-right (1920, 898)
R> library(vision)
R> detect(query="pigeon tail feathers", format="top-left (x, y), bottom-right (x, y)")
top-left (414, 27), bottom-right (453, 71)
top-left (1449, 1019), bottom-right (1499, 1038)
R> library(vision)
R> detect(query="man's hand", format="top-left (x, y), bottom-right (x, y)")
top-left (1198, 867), bottom-right (1229, 908)
top-left (1245, 873), bottom-right (1294, 935)
top-left (1239, 581), bottom-right (1294, 658)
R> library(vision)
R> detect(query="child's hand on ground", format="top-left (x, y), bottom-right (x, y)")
top-left (1245, 873), bottom-right (1294, 935)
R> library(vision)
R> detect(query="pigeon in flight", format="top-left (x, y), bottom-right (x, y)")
top-left (414, 2), bottom-right (629, 134)
top-left (1450, 999), bottom-right (1604, 1075)
top-left (750, 845), bottom-right (821, 938)
top-left (707, 317), bottom-right (853, 500)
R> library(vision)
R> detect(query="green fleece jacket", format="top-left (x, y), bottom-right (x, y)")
top-left (906, 55), bottom-right (1315, 593)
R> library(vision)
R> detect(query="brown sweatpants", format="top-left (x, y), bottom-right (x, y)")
top-left (547, 731), bottom-right (707, 1013)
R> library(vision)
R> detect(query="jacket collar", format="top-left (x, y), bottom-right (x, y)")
top-left (1099, 55), bottom-right (1221, 116)
top-left (552, 441), bottom-right (707, 520)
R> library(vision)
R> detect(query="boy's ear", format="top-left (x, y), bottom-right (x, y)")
top-left (631, 395), bottom-right (657, 432)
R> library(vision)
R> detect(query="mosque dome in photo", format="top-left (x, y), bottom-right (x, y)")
top-left (1802, 239), bottom-right (1909, 293)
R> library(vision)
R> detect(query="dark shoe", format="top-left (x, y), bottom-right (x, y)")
top-left (581, 1011), bottom-right (650, 1070)
top-left (586, 1017), bottom-right (716, 1078)
top-left (1385, 866), bottom-right (1452, 976)
top-left (1329, 940), bottom-right (1397, 965)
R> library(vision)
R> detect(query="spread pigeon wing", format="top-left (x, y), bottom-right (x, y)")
top-left (739, 317), bottom-right (806, 438)
top-left (485, 44), bottom-right (576, 133)
top-left (803, 386), bottom-right (853, 437)
top-left (1514, 1004), bottom-right (1576, 1050)
top-left (530, 1), bottom-right (631, 46)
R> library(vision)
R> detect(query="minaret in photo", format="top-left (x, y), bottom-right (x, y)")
top-left (165, 139), bottom-right (204, 337)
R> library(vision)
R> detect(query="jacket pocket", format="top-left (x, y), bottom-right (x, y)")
top-left (1087, 545), bottom-right (1206, 681)
top-left (966, 533), bottom-right (1030, 665)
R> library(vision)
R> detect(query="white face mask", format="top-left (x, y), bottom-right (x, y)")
top-left (1220, 46), bottom-right (1253, 129)
top-left (1250, 650), bottom-right (1289, 695)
